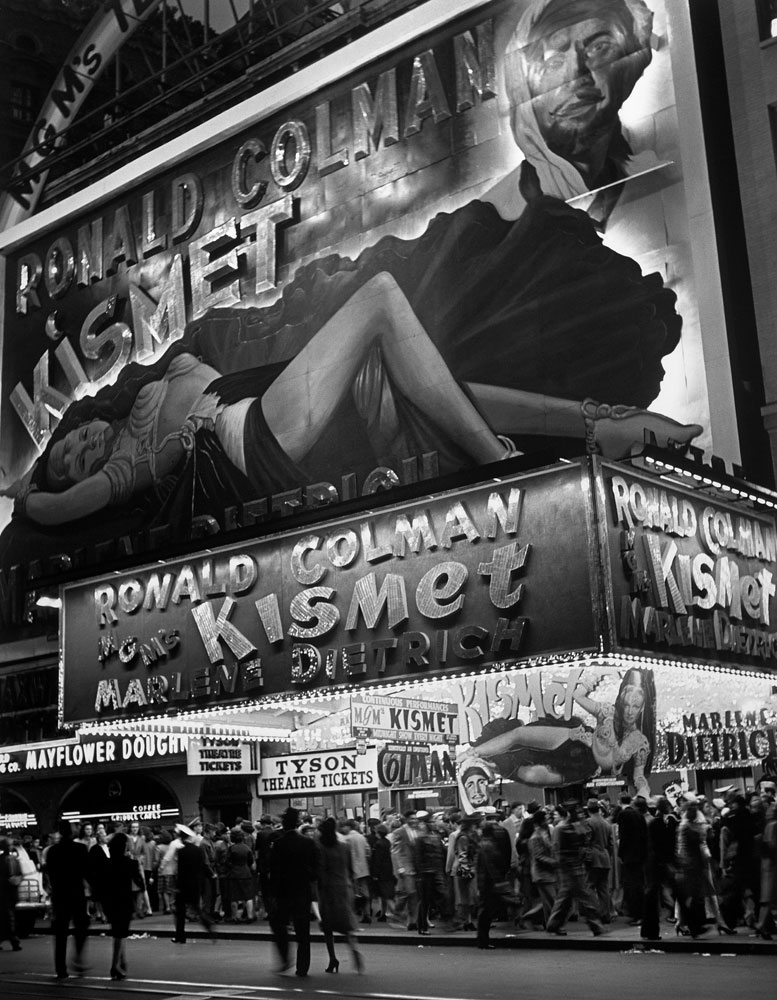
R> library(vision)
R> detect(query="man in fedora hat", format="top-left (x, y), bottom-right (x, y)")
top-left (171, 824), bottom-right (213, 944)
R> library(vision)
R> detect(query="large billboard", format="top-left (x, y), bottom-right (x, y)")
top-left (59, 464), bottom-right (600, 724)
top-left (0, 0), bottom-right (727, 636)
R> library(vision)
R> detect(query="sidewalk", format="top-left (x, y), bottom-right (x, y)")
top-left (49, 910), bottom-right (777, 956)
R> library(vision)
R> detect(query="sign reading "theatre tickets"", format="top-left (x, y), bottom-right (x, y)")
top-left (186, 738), bottom-right (261, 775)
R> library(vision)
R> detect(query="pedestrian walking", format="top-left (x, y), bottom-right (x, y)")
top-left (416, 814), bottom-right (449, 935)
top-left (640, 795), bottom-right (676, 941)
top-left (448, 816), bottom-right (479, 931)
top-left (676, 801), bottom-right (709, 938)
top-left (753, 801), bottom-right (777, 939)
top-left (342, 819), bottom-right (372, 923)
top-left (317, 816), bottom-right (363, 974)
top-left (140, 827), bottom-right (159, 914)
top-left (268, 807), bottom-right (318, 977)
top-left (527, 808), bottom-right (557, 927)
top-left (200, 824), bottom-right (219, 922)
top-left (103, 833), bottom-right (137, 980)
top-left (87, 826), bottom-right (110, 924)
top-left (253, 816), bottom-right (276, 919)
top-left (44, 819), bottom-right (91, 979)
top-left (225, 828), bottom-right (256, 923)
top-left (155, 831), bottom-right (175, 916)
top-left (127, 821), bottom-right (150, 918)
top-left (368, 823), bottom-right (395, 922)
top-left (390, 810), bottom-right (420, 929)
top-left (475, 822), bottom-right (512, 949)
top-left (0, 837), bottom-right (22, 952)
top-left (171, 824), bottom-right (213, 944)
top-left (616, 793), bottom-right (648, 924)
top-left (583, 798), bottom-right (615, 923)
top-left (545, 802), bottom-right (604, 938)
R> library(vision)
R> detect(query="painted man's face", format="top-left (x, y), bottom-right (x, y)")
top-left (465, 773), bottom-right (490, 807)
top-left (525, 15), bottom-right (636, 159)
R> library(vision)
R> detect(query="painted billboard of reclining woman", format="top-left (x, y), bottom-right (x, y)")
top-left (0, 0), bottom-right (701, 569)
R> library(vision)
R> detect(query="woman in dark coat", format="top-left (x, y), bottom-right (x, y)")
top-left (317, 817), bottom-right (363, 974)
top-left (0, 837), bottom-right (22, 951)
top-left (369, 824), bottom-right (395, 922)
top-left (103, 833), bottom-right (138, 980)
top-left (225, 829), bottom-right (255, 923)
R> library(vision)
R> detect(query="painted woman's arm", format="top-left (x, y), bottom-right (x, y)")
top-left (17, 471), bottom-right (113, 525)
top-left (631, 741), bottom-right (651, 799)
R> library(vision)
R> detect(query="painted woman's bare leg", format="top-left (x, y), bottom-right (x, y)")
top-left (261, 272), bottom-right (505, 465)
top-left (466, 383), bottom-right (702, 458)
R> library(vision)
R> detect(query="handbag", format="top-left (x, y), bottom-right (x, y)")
top-left (455, 851), bottom-right (475, 880)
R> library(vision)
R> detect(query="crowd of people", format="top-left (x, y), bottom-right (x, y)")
top-left (0, 781), bottom-right (775, 979)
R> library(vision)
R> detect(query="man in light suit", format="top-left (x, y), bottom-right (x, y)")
top-left (390, 810), bottom-right (420, 930)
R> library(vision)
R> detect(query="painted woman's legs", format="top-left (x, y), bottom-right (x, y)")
top-left (261, 272), bottom-right (505, 466)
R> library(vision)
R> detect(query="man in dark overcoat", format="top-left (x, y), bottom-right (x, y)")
top-left (268, 807), bottom-right (318, 977)
top-left (44, 820), bottom-right (90, 979)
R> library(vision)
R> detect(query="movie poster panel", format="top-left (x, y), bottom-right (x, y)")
top-left (452, 661), bottom-right (777, 810)
top-left (455, 663), bottom-right (656, 812)
top-left (0, 1), bottom-right (718, 637)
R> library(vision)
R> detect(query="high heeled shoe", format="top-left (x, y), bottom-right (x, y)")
top-left (717, 924), bottom-right (736, 935)
top-left (325, 959), bottom-right (339, 974)
top-left (675, 925), bottom-right (690, 936)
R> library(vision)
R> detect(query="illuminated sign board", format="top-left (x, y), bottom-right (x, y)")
top-left (60, 464), bottom-right (599, 724)
top-left (0, 734), bottom-right (188, 781)
top-left (602, 464), bottom-right (777, 669)
top-left (187, 738), bottom-right (261, 776)
top-left (0, 811), bottom-right (37, 829)
top-left (351, 693), bottom-right (459, 745)
top-left (61, 804), bottom-right (179, 824)
top-left (377, 743), bottom-right (457, 790)
top-left (1, 0), bottom-right (725, 644)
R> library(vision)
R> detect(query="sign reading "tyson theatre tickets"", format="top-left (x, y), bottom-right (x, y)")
top-left (258, 747), bottom-right (378, 796)
top-left (60, 464), bottom-right (598, 724)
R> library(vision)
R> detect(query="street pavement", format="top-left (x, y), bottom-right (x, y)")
top-left (0, 927), bottom-right (774, 1000)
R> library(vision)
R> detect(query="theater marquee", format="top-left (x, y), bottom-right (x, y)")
top-left (59, 464), bottom-right (599, 724)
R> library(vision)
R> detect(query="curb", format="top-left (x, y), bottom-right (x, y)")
top-left (31, 923), bottom-right (775, 957)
